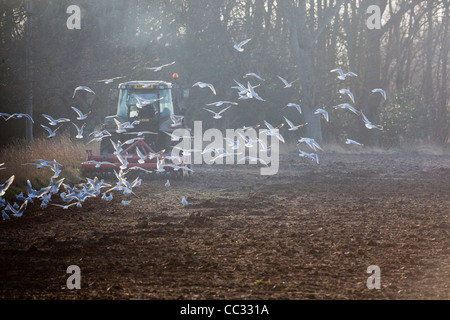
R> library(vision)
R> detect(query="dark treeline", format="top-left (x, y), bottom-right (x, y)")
top-left (0, 0), bottom-right (448, 148)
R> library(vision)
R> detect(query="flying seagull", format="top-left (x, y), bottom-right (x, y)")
top-left (339, 89), bottom-right (355, 103)
top-left (41, 124), bottom-right (62, 138)
top-left (361, 112), bottom-right (383, 130)
top-left (330, 68), bottom-right (358, 80)
top-left (203, 105), bottom-right (232, 119)
top-left (243, 73), bottom-right (265, 81)
top-left (193, 81), bottom-right (216, 95)
top-left (144, 61), bottom-right (175, 72)
top-left (333, 103), bottom-right (361, 115)
top-left (5, 113), bottom-right (34, 123)
top-left (71, 106), bottom-right (91, 120)
top-left (345, 139), bottom-right (364, 146)
top-left (246, 82), bottom-right (265, 101)
top-left (72, 122), bottom-right (86, 139)
top-left (0, 175), bottom-right (14, 197)
top-left (233, 38), bottom-right (251, 52)
top-left (283, 116), bottom-right (307, 131)
top-left (277, 76), bottom-right (298, 88)
top-left (97, 76), bottom-right (126, 84)
top-left (285, 103), bottom-right (302, 114)
top-left (314, 108), bottom-right (329, 122)
top-left (298, 137), bottom-right (323, 152)
top-left (206, 101), bottom-right (238, 107)
top-left (42, 114), bottom-right (70, 126)
top-left (299, 150), bottom-right (319, 164)
top-left (73, 86), bottom-right (95, 99)
top-left (371, 88), bottom-right (387, 100)
top-left (263, 120), bottom-right (285, 143)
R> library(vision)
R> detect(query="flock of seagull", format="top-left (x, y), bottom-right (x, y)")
top-left (1, 36), bottom-right (387, 220)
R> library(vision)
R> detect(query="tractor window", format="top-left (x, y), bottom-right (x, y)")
top-left (117, 87), bottom-right (173, 119)
top-left (117, 89), bottom-right (128, 118)
top-left (159, 89), bottom-right (173, 118)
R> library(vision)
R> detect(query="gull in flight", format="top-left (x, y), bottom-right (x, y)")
top-left (298, 137), bottom-right (323, 152)
top-left (125, 166), bottom-right (153, 174)
top-left (136, 147), bottom-right (148, 164)
top-left (193, 81), bottom-right (216, 95)
top-left (23, 159), bottom-right (63, 170)
top-left (314, 108), bottom-right (329, 122)
top-left (206, 101), bottom-right (238, 107)
top-left (71, 106), bottom-right (91, 120)
top-left (333, 103), bottom-right (361, 115)
top-left (0, 113), bottom-right (10, 119)
top-left (163, 131), bottom-right (192, 142)
top-left (120, 137), bottom-right (145, 146)
top-left (5, 201), bottom-right (28, 218)
top-left (203, 106), bottom-right (232, 119)
top-left (87, 130), bottom-right (112, 144)
top-left (123, 131), bottom-right (157, 137)
top-left (114, 118), bottom-right (128, 133)
top-left (232, 80), bottom-right (247, 95)
top-left (97, 76), bottom-right (125, 84)
top-left (90, 129), bottom-right (111, 138)
top-left (83, 160), bottom-right (116, 168)
top-left (299, 150), bottom-right (319, 164)
top-left (5, 113), bottom-right (34, 123)
top-left (102, 192), bottom-right (113, 201)
top-left (72, 122), bottom-right (86, 139)
top-left (155, 158), bottom-right (166, 173)
top-left (263, 120), bottom-right (285, 143)
top-left (371, 88), bottom-right (387, 100)
top-left (170, 113), bottom-right (184, 127)
top-left (51, 202), bottom-right (80, 210)
top-left (283, 116), bottom-right (307, 131)
top-left (245, 82), bottom-right (265, 101)
top-left (330, 68), bottom-right (358, 80)
top-left (42, 114), bottom-right (71, 126)
top-left (144, 61), bottom-right (175, 72)
top-left (26, 180), bottom-right (51, 200)
top-left (134, 95), bottom-right (163, 109)
top-left (224, 137), bottom-right (240, 150)
top-left (233, 38), bottom-right (251, 52)
top-left (237, 132), bottom-right (259, 148)
top-left (243, 73), bottom-right (265, 81)
top-left (0, 175), bottom-right (14, 197)
top-left (73, 86), bottom-right (95, 98)
top-left (345, 139), bottom-right (364, 146)
top-left (339, 89), bottom-right (355, 103)
top-left (285, 103), bottom-right (302, 114)
top-left (277, 76), bottom-right (298, 88)
top-left (361, 112), bottom-right (383, 130)
top-left (41, 124), bottom-right (62, 138)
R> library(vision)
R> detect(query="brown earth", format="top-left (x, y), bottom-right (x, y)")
top-left (0, 152), bottom-right (449, 300)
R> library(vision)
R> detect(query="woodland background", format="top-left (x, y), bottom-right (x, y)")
top-left (0, 0), bottom-right (448, 148)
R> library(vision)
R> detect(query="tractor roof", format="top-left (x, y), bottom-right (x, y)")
top-left (118, 81), bottom-right (172, 90)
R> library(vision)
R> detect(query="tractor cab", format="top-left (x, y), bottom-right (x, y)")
top-left (101, 81), bottom-right (182, 155)
top-left (82, 77), bottom-right (193, 178)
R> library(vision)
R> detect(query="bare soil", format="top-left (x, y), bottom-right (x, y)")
top-left (0, 152), bottom-right (449, 300)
